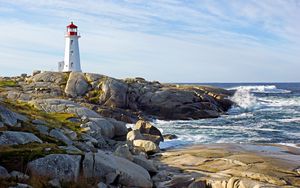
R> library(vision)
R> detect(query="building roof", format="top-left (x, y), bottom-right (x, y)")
top-left (67, 22), bottom-right (77, 28)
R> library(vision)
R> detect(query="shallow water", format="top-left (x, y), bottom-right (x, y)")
top-left (153, 83), bottom-right (300, 149)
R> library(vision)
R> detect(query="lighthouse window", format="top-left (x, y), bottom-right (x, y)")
top-left (70, 40), bottom-right (73, 45)
top-left (71, 62), bottom-right (73, 67)
top-left (70, 50), bottom-right (73, 55)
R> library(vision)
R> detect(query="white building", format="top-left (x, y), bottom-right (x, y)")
top-left (59, 22), bottom-right (82, 72)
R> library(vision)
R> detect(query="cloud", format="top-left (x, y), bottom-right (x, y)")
top-left (0, 0), bottom-right (299, 82)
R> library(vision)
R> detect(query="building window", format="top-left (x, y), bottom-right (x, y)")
top-left (70, 40), bottom-right (73, 45)
top-left (71, 62), bottom-right (73, 68)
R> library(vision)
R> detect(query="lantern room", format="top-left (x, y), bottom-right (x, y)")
top-left (66, 22), bottom-right (78, 36)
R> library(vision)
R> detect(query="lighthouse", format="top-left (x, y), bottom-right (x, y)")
top-left (59, 22), bottom-right (82, 72)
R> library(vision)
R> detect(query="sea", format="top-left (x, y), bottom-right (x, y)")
top-left (152, 83), bottom-right (300, 149)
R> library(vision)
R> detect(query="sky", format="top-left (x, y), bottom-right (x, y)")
top-left (0, 0), bottom-right (299, 82)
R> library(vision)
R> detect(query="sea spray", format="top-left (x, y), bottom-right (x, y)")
top-left (228, 85), bottom-right (291, 94)
top-left (230, 87), bottom-right (257, 109)
top-left (153, 83), bottom-right (300, 149)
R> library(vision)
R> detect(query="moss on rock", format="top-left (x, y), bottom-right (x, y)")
top-left (2, 99), bottom-right (82, 134)
top-left (0, 80), bottom-right (18, 87)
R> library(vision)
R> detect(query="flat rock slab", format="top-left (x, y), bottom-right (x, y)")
top-left (156, 143), bottom-right (300, 187)
top-left (0, 105), bottom-right (28, 126)
top-left (30, 99), bottom-right (101, 118)
top-left (0, 131), bottom-right (42, 145)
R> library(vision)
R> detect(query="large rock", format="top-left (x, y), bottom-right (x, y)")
top-left (29, 71), bottom-right (67, 85)
top-left (138, 89), bottom-right (221, 120)
top-left (27, 154), bottom-right (81, 182)
top-left (98, 77), bottom-right (128, 108)
top-left (142, 134), bottom-right (163, 145)
top-left (134, 120), bottom-right (163, 144)
top-left (0, 131), bottom-right (42, 145)
top-left (0, 165), bottom-right (10, 179)
top-left (133, 155), bottom-right (157, 173)
top-left (83, 151), bottom-right (152, 188)
top-left (0, 105), bottom-right (28, 127)
top-left (65, 72), bottom-right (90, 97)
top-left (114, 144), bottom-right (133, 161)
top-left (127, 129), bottom-right (144, 141)
top-left (89, 118), bottom-right (115, 138)
top-left (133, 139), bottom-right (159, 154)
top-left (107, 118), bottom-right (128, 137)
top-left (82, 117), bottom-right (127, 139)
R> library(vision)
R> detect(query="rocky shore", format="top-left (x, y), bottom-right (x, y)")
top-left (0, 71), bottom-right (299, 187)
top-left (154, 144), bottom-right (300, 187)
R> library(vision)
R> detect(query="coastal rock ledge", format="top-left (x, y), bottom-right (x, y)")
top-left (1, 71), bottom-right (233, 122)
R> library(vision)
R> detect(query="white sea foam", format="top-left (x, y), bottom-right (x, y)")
top-left (278, 117), bottom-right (300, 123)
top-left (228, 112), bottom-right (254, 119)
top-left (228, 85), bottom-right (291, 94)
top-left (230, 88), bottom-right (257, 109)
top-left (153, 84), bottom-right (300, 149)
top-left (278, 143), bottom-right (300, 148)
top-left (263, 97), bottom-right (300, 107)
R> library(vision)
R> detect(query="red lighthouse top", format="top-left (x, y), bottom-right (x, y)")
top-left (67, 22), bottom-right (77, 29)
top-left (66, 22), bottom-right (78, 36)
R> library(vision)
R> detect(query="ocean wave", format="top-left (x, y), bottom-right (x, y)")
top-left (228, 85), bottom-right (291, 94)
top-left (230, 88), bottom-right (258, 110)
top-left (263, 97), bottom-right (300, 107)
top-left (152, 84), bottom-right (300, 149)
top-left (278, 117), bottom-right (300, 123)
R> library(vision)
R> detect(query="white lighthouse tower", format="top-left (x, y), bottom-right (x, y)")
top-left (59, 22), bottom-right (82, 72)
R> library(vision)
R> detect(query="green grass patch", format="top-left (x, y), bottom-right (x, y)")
top-left (2, 99), bottom-right (82, 134)
top-left (47, 112), bottom-right (82, 133)
top-left (0, 80), bottom-right (18, 87)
